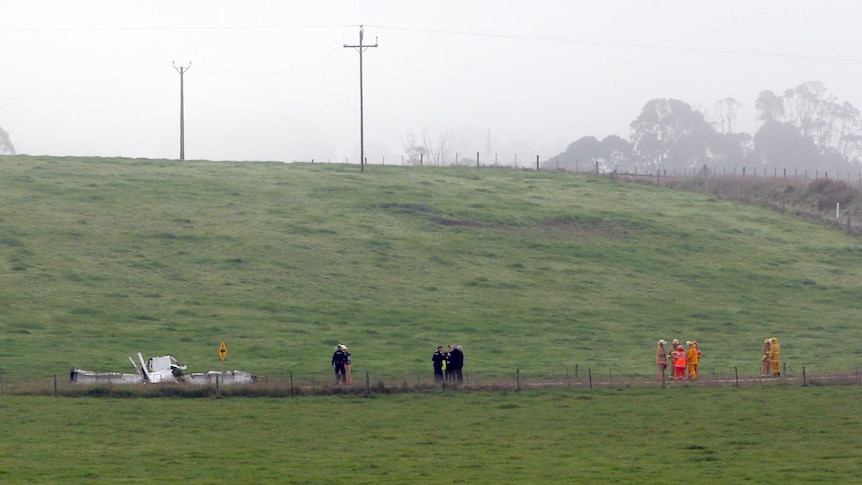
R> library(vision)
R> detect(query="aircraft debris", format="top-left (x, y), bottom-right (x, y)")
top-left (70, 352), bottom-right (257, 385)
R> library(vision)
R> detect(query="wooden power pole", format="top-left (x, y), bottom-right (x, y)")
top-left (343, 26), bottom-right (377, 172)
top-left (173, 61), bottom-right (191, 161)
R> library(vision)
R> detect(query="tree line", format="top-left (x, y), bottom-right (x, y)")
top-left (545, 81), bottom-right (862, 175)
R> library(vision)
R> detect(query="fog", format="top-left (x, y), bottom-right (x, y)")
top-left (3, 0), bottom-right (862, 165)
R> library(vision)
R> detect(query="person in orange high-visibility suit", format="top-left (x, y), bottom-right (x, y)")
top-left (656, 340), bottom-right (668, 380)
top-left (672, 345), bottom-right (687, 381)
top-left (761, 338), bottom-right (772, 377)
top-left (686, 340), bottom-right (701, 380)
top-left (769, 337), bottom-right (781, 377)
top-left (343, 345), bottom-right (353, 385)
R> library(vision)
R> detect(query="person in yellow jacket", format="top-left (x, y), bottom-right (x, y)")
top-left (769, 337), bottom-right (781, 377)
top-left (760, 338), bottom-right (772, 377)
top-left (686, 340), bottom-right (701, 380)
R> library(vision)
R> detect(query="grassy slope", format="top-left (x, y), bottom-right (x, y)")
top-left (0, 156), bottom-right (860, 380)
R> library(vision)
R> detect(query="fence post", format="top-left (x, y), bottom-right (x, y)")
top-left (54, 375), bottom-right (58, 397)
top-left (290, 372), bottom-right (295, 398)
top-left (366, 371), bottom-right (370, 392)
top-left (476, 152), bottom-right (480, 168)
top-left (588, 368), bottom-right (592, 389)
top-left (536, 155), bottom-right (540, 171)
top-left (609, 368), bottom-right (613, 388)
top-left (516, 368), bottom-right (521, 391)
top-left (735, 367), bottom-right (739, 389)
top-left (802, 366), bottom-right (807, 387)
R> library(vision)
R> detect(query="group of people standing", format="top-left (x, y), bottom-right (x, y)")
top-left (432, 345), bottom-right (465, 383)
top-left (761, 337), bottom-right (781, 377)
top-left (656, 338), bottom-right (701, 381)
top-left (331, 344), bottom-right (352, 385)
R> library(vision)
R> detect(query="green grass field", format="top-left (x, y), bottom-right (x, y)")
top-left (1, 156), bottom-right (860, 381)
top-left (2, 156), bottom-right (861, 482)
top-left (1, 385), bottom-right (860, 484)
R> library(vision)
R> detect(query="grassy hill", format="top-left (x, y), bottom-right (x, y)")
top-left (1, 156), bottom-right (860, 381)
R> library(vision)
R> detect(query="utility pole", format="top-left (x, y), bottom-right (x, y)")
top-left (343, 25), bottom-right (377, 172)
top-left (173, 61), bottom-right (191, 161)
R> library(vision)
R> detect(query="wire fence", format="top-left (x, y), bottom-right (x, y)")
top-left (328, 154), bottom-right (862, 187)
top-left (3, 364), bottom-right (861, 397)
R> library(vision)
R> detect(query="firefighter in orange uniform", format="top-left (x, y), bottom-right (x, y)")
top-left (761, 338), bottom-right (772, 377)
top-left (769, 337), bottom-right (781, 377)
top-left (686, 340), bottom-right (701, 380)
top-left (656, 340), bottom-right (668, 380)
top-left (672, 344), bottom-right (687, 381)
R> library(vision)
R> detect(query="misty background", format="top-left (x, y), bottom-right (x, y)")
top-left (2, 1), bottom-right (862, 171)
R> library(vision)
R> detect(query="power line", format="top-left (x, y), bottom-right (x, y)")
top-left (367, 24), bottom-right (862, 64)
top-left (3, 21), bottom-right (859, 63)
top-left (0, 24), bottom-right (351, 33)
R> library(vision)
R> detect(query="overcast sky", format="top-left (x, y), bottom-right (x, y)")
top-left (3, 0), bottom-right (862, 164)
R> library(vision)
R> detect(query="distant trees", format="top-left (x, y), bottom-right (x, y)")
top-left (552, 135), bottom-right (633, 172)
top-left (629, 98), bottom-right (716, 172)
top-left (754, 81), bottom-right (862, 171)
top-left (0, 126), bottom-right (15, 155)
top-left (544, 80), bottom-right (862, 174)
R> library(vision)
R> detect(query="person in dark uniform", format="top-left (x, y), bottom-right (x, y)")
top-left (332, 344), bottom-right (348, 384)
top-left (432, 346), bottom-right (446, 382)
top-left (449, 344), bottom-right (464, 382)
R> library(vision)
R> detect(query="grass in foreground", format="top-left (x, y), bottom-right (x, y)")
top-left (0, 385), bottom-right (860, 483)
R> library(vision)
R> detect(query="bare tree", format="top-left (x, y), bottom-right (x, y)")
top-left (714, 98), bottom-right (742, 134)
top-left (401, 131), bottom-right (425, 165)
top-left (402, 129), bottom-right (464, 166)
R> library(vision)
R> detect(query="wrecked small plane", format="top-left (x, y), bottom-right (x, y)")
top-left (70, 352), bottom-right (257, 385)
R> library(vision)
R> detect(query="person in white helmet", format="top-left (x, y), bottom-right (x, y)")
top-left (656, 340), bottom-right (668, 380)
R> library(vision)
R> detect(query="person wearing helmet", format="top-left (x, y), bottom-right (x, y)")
top-left (761, 338), bottom-right (772, 377)
top-left (331, 344), bottom-right (348, 384)
top-left (769, 337), bottom-right (781, 377)
top-left (672, 344), bottom-right (687, 381)
top-left (432, 346), bottom-right (446, 383)
top-left (686, 340), bottom-right (701, 380)
top-left (656, 340), bottom-right (668, 381)
top-left (668, 338), bottom-right (681, 361)
top-left (343, 345), bottom-right (353, 385)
